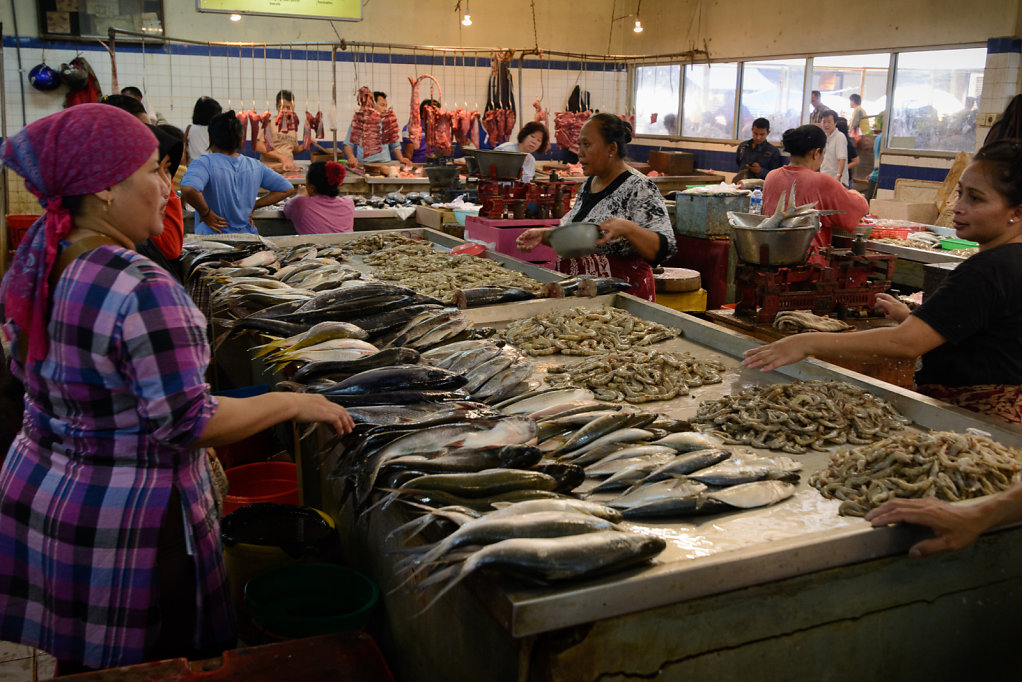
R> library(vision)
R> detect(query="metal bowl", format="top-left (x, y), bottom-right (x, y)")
top-left (727, 212), bottom-right (819, 266)
top-left (425, 166), bottom-right (461, 187)
top-left (468, 149), bottom-right (527, 180)
top-left (548, 222), bottom-right (600, 259)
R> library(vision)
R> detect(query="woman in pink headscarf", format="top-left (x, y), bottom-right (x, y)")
top-left (0, 104), bottom-right (353, 673)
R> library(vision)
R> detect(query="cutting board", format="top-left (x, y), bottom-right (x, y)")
top-left (654, 267), bottom-right (701, 292)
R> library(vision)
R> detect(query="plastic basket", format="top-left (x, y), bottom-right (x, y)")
top-left (7, 215), bottom-right (39, 250)
top-left (870, 226), bottom-right (912, 240)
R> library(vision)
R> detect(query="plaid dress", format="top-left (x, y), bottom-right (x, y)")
top-left (0, 245), bottom-right (233, 669)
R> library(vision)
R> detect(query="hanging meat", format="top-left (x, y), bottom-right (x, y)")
top-left (469, 110), bottom-right (482, 148)
top-left (260, 110), bottom-right (274, 150)
top-left (452, 108), bottom-right (471, 146)
top-left (555, 110), bottom-right (591, 154)
top-left (408, 74), bottom-right (443, 151)
top-left (349, 86), bottom-right (382, 157)
top-left (620, 113), bottom-right (636, 129)
top-left (303, 111), bottom-right (324, 150)
top-left (380, 107), bottom-right (400, 146)
top-left (484, 50), bottom-right (516, 146)
top-left (533, 99), bottom-right (549, 129)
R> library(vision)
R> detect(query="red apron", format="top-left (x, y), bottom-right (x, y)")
top-left (556, 253), bottom-right (656, 302)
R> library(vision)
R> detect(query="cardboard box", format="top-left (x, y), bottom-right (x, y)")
top-left (648, 151), bottom-right (695, 176)
top-left (464, 215), bottom-right (558, 264)
top-left (415, 205), bottom-right (457, 230)
top-left (868, 199), bottom-right (938, 225)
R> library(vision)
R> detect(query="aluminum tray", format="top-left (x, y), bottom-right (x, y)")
top-left (185, 227), bottom-right (564, 285)
top-left (368, 292), bottom-right (1022, 638)
top-left (866, 240), bottom-right (967, 264)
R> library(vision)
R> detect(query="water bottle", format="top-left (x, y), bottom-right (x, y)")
top-left (749, 188), bottom-right (763, 215)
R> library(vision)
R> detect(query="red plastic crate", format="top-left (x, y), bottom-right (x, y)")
top-left (869, 226), bottom-right (912, 239)
top-left (7, 214), bottom-right (38, 250)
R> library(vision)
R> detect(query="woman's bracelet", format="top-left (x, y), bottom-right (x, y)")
top-left (200, 208), bottom-right (211, 218)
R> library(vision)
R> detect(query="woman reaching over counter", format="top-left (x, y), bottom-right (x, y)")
top-left (0, 104), bottom-right (353, 674)
top-left (284, 160), bottom-right (355, 234)
top-left (255, 89), bottom-right (307, 173)
top-left (181, 110), bottom-right (295, 235)
top-left (761, 124), bottom-right (868, 266)
top-left (495, 121), bottom-right (548, 183)
top-left (743, 140), bottom-right (1022, 426)
top-left (514, 113), bottom-right (676, 301)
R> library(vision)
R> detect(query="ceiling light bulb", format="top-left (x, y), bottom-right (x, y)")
top-left (230, 13), bottom-right (241, 21)
top-left (462, 13), bottom-right (472, 26)
top-left (633, 18), bottom-right (643, 32)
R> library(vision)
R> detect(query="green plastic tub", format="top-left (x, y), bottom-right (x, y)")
top-left (940, 237), bottom-right (979, 250)
top-left (245, 563), bottom-right (380, 639)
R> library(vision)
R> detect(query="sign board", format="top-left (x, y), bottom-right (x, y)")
top-left (197, 0), bottom-right (361, 21)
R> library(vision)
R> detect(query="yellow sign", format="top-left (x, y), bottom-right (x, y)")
top-left (197, 0), bottom-right (361, 21)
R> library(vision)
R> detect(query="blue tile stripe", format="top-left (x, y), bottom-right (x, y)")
top-left (987, 37), bottom-right (1022, 54)
top-left (0, 36), bottom-right (625, 71)
top-left (877, 163), bottom-right (949, 191)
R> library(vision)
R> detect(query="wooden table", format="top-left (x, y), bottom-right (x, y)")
top-left (705, 307), bottom-right (915, 388)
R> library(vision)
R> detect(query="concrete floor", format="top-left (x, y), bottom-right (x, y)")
top-left (0, 642), bottom-right (55, 682)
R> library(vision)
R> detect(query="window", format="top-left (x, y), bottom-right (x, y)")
top-left (738, 59), bottom-right (805, 142)
top-left (633, 64), bottom-right (681, 136)
top-left (681, 62), bottom-right (738, 139)
top-left (888, 47), bottom-right (986, 153)
top-left (810, 53), bottom-right (891, 127)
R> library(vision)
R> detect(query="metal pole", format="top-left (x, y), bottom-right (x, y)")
top-left (331, 46), bottom-right (338, 162)
top-left (0, 21), bottom-right (7, 274)
top-left (108, 28), bottom-right (119, 92)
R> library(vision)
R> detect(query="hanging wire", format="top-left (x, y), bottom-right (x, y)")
top-left (263, 44), bottom-right (269, 110)
top-left (167, 43), bottom-right (174, 111)
top-left (251, 46), bottom-right (256, 110)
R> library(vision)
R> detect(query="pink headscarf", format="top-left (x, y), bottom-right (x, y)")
top-left (0, 103), bottom-right (157, 365)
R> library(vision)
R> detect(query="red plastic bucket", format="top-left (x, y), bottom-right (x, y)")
top-left (223, 461), bottom-right (299, 516)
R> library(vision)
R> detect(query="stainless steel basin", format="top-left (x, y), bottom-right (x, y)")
top-left (727, 211), bottom-right (819, 266)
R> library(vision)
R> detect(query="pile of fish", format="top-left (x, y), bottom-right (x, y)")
top-left (544, 276), bottom-right (634, 298)
top-left (693, 380), bottom-right (907, 453)
top-left (390, 498), bottom-right (665, 612)
top-left (362, 240), bottom-right (546, 303)
top-left (420, 339), bottom-right (535, 404)
top-left (353, 191), bottom-right (438, 210)
top-left (503, 305), bottom-right (679, 356)
top-left (811, 431), bottom-right (1022, 516)
top-left (545, 349), bottom-right (725, 403)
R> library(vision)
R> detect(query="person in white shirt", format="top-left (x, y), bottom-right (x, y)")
top-left (819, 110), bottom-right (848, 186)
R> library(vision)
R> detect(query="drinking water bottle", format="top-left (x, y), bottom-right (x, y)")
top-left (749, 188), bottom-right (763, 215)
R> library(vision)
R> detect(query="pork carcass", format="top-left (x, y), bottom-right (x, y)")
top-left (453, 108), bottom-right (471, 146)
top-left (349, 86), bottom-right (382, 157)
top-left (469, 110), bottom-right (481, 148)
top-left (408, 74), bottom-right (443, 150)
top-left (381, 108), bottom-right (400, 146)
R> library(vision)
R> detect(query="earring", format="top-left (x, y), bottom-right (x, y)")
top-left (104, 199), bottom-right (111, 212)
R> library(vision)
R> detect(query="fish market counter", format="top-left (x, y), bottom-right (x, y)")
top-left (865, 240), bottom-right (966, 290)
top-left (297, 294), bottom-right (1022, 682)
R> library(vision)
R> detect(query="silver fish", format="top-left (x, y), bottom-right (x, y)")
top-left (585, 453), bottom-right (679, 493)
top-left (498, 388), bottom-right (596, 415)
top-left (706, 480), bottom-right (797, 509)
top-left (687, 454), bottom-right (802, 486)
top-left (608, 478), bottom-right (708, 510)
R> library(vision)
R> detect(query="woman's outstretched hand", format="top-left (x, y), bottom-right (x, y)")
top-left (874, 293), bottom-right (911, 323)
top-left (515, 228), bottom-right (549, 252)
top-left (288, 393), bottom-right (354, 435)
top-left (741, 335), bottom-right (812, 372)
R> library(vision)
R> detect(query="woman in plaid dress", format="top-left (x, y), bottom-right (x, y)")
top-left (0, 105), bottom-right (353, 673)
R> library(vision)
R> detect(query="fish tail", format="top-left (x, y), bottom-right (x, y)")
top-left (251, 338), bottom-right (286, 358)
top-left (414, 560), bottom-right (475, 616)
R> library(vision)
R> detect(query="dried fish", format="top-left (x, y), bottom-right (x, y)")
top-left (811, 431), bottom-right (1022, 516)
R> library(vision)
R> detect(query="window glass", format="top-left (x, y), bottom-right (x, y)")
top-left (682, 62), bottom-right (738, 138)
top-left (810, 53), bottom-right (891, 126)
top-left (634, 64), bottom-right (681, 136)
top-left (888, 48), bottom-right (986, 152)
top-left (738, 59), bottom-right (806, 142)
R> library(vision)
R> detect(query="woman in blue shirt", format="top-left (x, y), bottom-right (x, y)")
top-left (181, 111), bottom-right (294, 234)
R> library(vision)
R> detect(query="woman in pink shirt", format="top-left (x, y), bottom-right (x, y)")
top-left (762, 124), bottom-right (868, 267)
top-left (283, 160), bottom-right (355, 234)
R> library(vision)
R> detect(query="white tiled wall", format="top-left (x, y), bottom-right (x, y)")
top-left (1, 43), bottom-right (628, 142)
top-left (975, 48), bottom-right (1020, 151)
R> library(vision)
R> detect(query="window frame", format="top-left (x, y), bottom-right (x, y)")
top-left (628, 42), bottom-right (985, 158)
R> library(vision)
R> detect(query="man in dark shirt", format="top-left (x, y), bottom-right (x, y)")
top-left (734, 117), bottom-right (782, 181)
